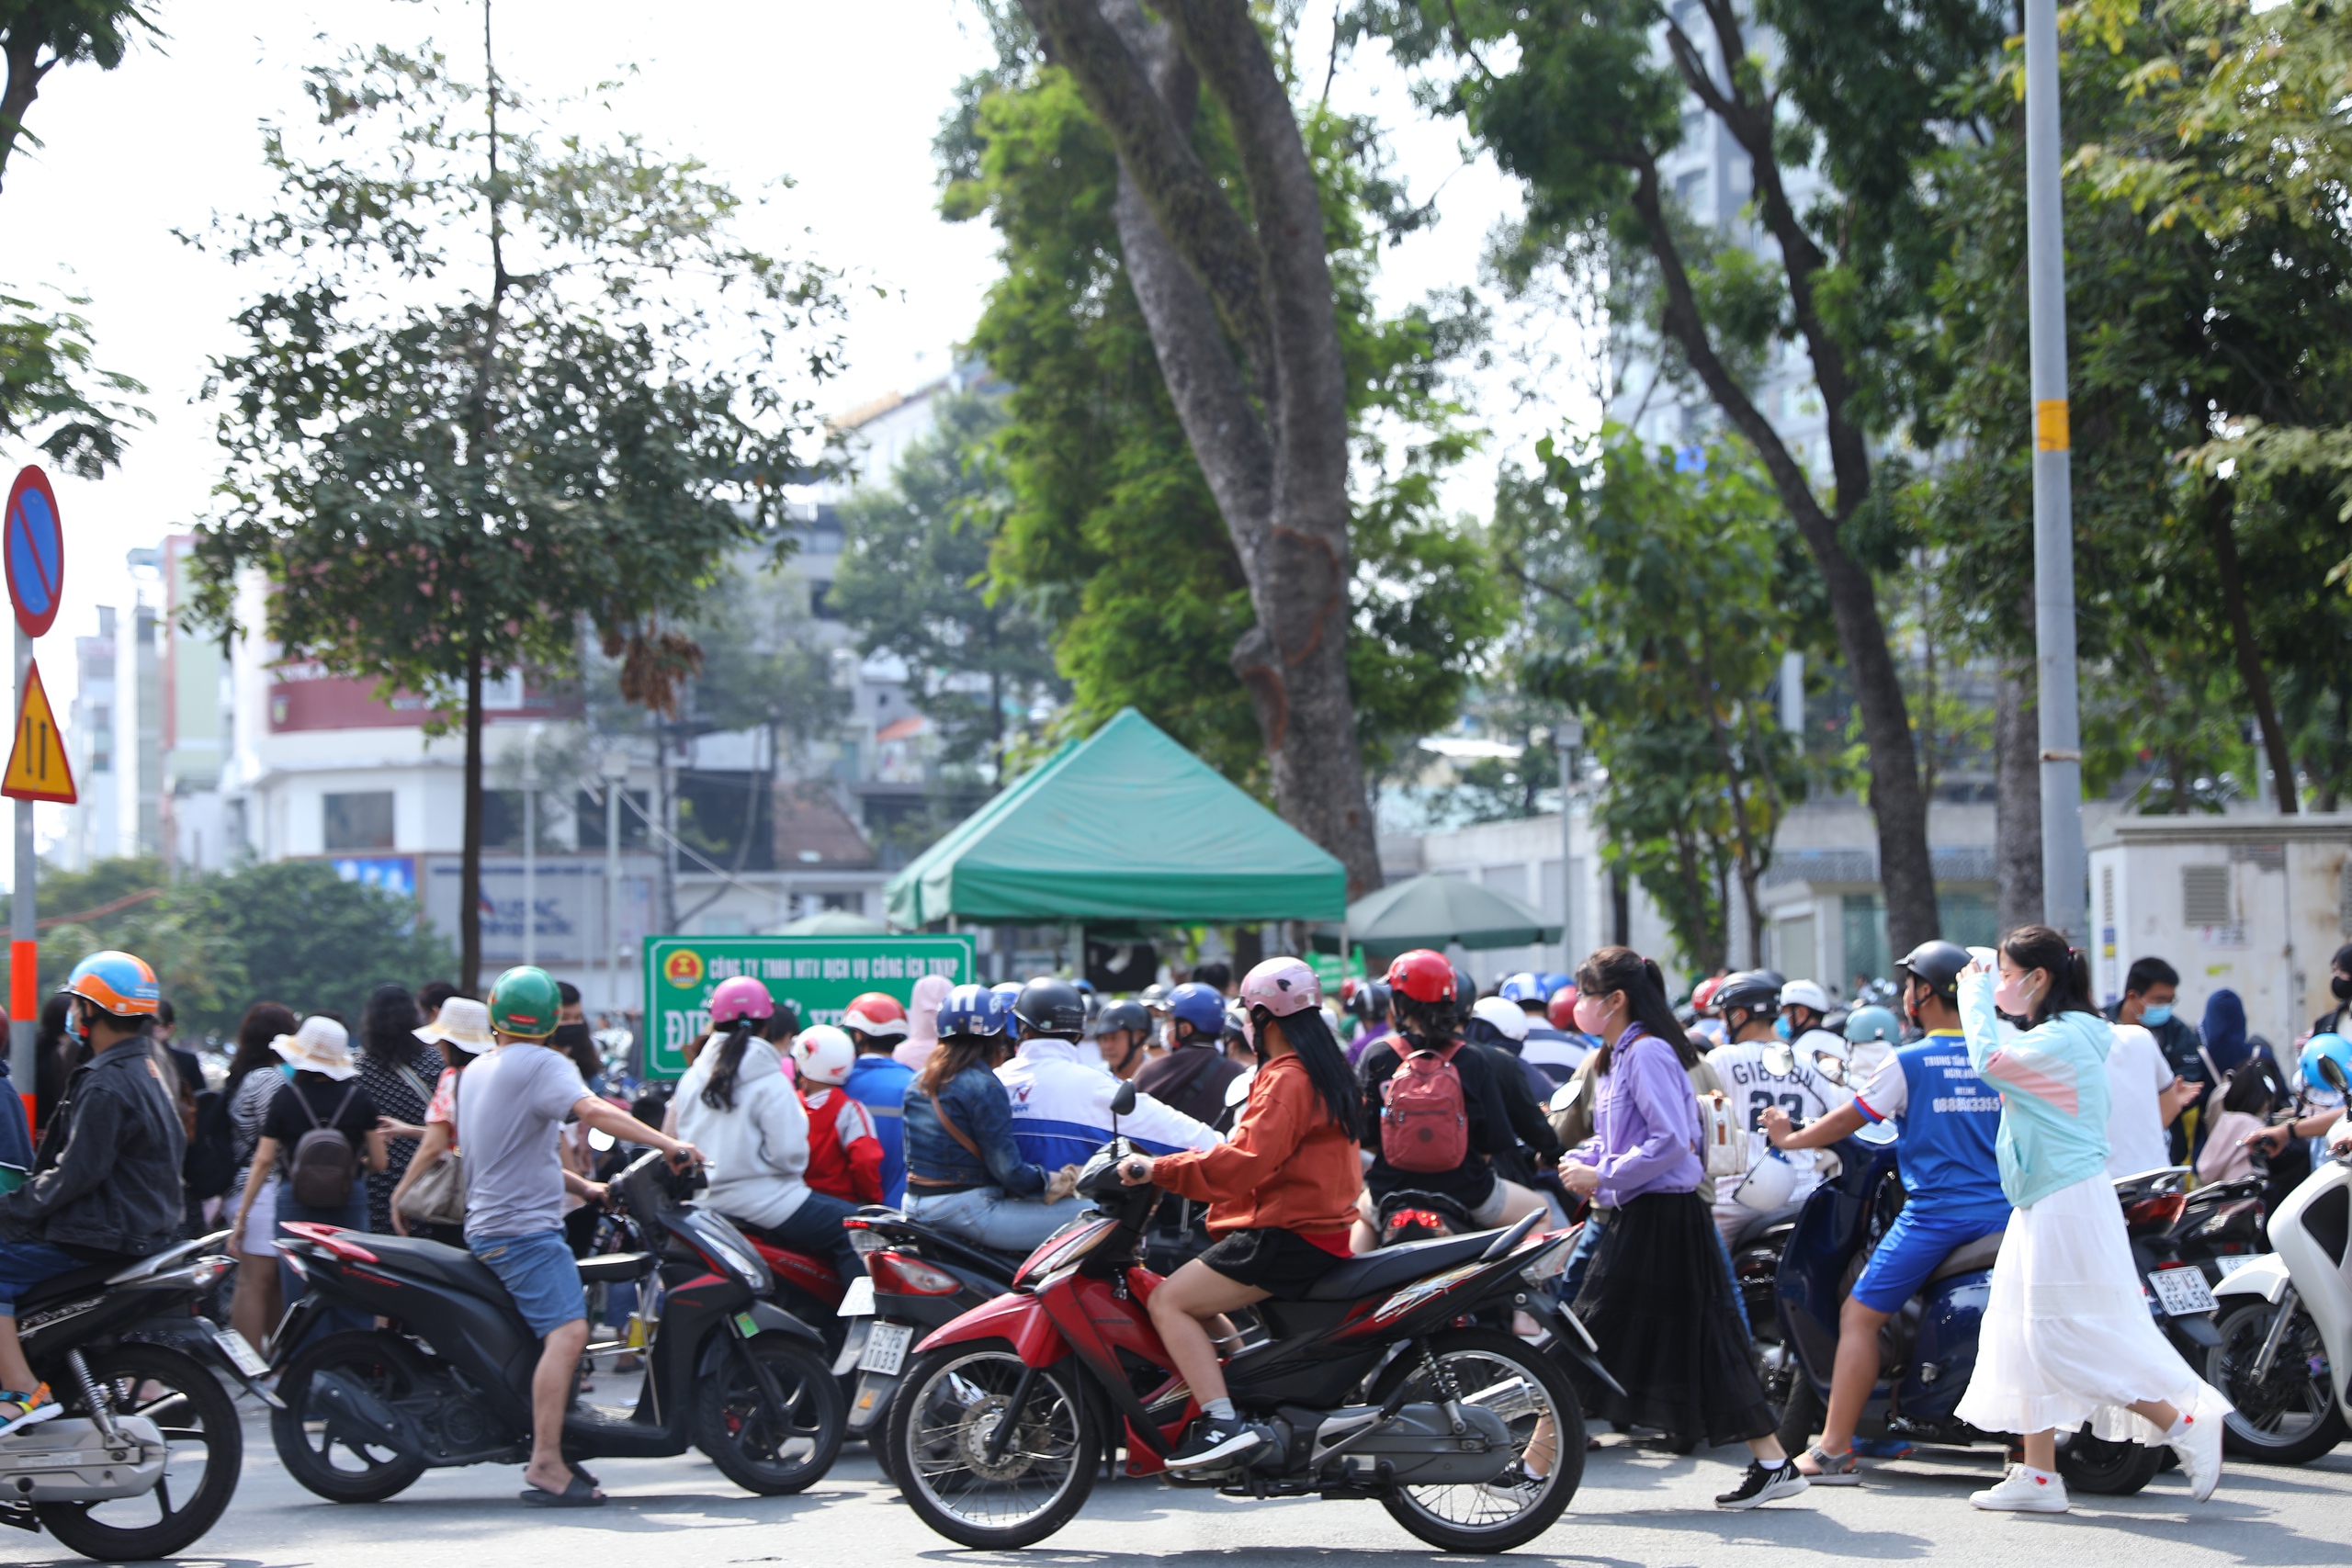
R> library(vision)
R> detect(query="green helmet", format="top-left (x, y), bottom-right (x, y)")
top-left (489, 965), bottom-right (561, 1039)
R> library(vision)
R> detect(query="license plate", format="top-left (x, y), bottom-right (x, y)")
top-left (859, 1321), bottom-right (913, 1377)
top-left (2214, 1254), bottom-right (2263, 1277)
top-left (839, 1276), bottom-right (876, 1317)
top-left (212, 1327), bottom-right (269, 1378)
top-left (2148, 1268), bottom-right (2219, 1316)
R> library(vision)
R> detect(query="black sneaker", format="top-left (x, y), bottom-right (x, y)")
top-left (1165, 1416), bottom-right (1269, 1472)
top-left (1716, 1458), bottom-right (1810, 1510)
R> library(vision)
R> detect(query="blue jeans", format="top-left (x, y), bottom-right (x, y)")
top-left (906, 1186), bottom-right (1088, 1258)
top-left (278, 1182), bottom-right (371, 1347)
top-left (0, 1240), bottom-right (85, 1315)
top-left (735, 1191), bottom-right (864, 1291)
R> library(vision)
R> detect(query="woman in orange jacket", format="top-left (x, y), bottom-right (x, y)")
top-left (1115, 956), bottom-right (1364, 1472)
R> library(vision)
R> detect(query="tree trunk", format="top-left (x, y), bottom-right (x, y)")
top-left (1610, 866), bottom-right (1631, 948)
top-left (2200, 480), bottom-right (2297, 813)
top-left (1022, 0), bottom-right (1382, 897)
top-left (460, 638), bottom-right (485, 992)
top-left (0, 31), bottom-right (51, 194)
top-left (1995, 664), bottom-right (2043, 938)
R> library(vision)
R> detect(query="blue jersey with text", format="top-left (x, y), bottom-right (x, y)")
top-left (1855, 1030), bottom-right (2010, 1226)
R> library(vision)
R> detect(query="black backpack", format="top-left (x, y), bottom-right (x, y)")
top-left (183, 1089), bottom-right (238, 1200)
top-left (288, 1085), bottom-right (362, 1209)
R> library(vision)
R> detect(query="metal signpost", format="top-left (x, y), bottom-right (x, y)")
top-left (3, 465), bottom-right (72, 1134)
top-left (641, 933), bottom-right (973, 1078)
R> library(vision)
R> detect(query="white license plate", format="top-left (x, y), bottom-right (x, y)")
top-left (2213, 1254), bottom-right (2263, 1276)
top-left (859, 1321), bottom-right (913, 1377)
top-left (839, 1276), bottom-right (876, 1318)
top-left (2147, 1268), bottom-right (2219, 1316)
top-left (213, 1327), bottom-right (270, 1378)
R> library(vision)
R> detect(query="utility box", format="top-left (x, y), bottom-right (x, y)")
top-left (2087, 814), bottom-right (2352, 1050)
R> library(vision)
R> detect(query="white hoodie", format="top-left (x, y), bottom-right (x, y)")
top-left (674, 1036), bottom-right (812, 1228)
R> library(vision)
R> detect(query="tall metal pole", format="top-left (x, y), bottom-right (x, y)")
top-left (1559, 716), bottom-right (1582, 972)
top-left (602, 750), bottom-right (627, 1017)
top-left (521, 725), bottom-right (538, 967)
top-left (10, 626), bottom-right (34, 1135)
top-left (2025, 0), bottom-right (2086, 942)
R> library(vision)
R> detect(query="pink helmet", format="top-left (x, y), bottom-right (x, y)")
top-left (791, 1024), bottom-right (856, 1086)
top-left (708, 976), bottom-right (774, 1027)
top-left (1239, 956), bottom-right (1321, 1017)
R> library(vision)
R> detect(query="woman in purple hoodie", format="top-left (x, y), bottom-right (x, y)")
top-left (1560, 945), bottom-right (1806, 1512)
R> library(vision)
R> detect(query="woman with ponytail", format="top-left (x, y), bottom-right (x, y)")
top-left (673, 977), bottom-right (859, 1287)
top-left (1558, 947), bottom-right (1804, 1511)
top-left (1951, 926), bottom-right (2229, 1513)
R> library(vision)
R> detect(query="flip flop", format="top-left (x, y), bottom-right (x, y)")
top-left (567, 1461), bottom-right (603, 1489)
top-left (520, 1473), bottom-right (605, 1507)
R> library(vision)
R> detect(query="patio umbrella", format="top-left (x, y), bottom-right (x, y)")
top-left (1333, 874), bottom-right (1560, 961)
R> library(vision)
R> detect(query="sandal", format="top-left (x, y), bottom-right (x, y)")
top-left (1797, 1444), bottom-right (1861, 1484)
top-left (521, 1472), bottom-right (605, 1507)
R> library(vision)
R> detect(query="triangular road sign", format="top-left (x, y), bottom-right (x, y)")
top-left (3, 659), bottom-right (75, 804)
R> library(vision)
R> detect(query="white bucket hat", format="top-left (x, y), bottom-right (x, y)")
top-left (415, 996), bottom-right (494, 1055)
top-left (272, 1015), bottom-right (358, 1080)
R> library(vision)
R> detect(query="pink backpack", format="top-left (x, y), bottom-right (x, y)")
top-left (1381, 1044), bottom-right (1469, 1172)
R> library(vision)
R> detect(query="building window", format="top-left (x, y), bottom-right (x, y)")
top-left (324, 791), bottom-right (396, 851)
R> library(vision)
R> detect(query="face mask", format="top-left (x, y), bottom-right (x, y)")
top-left (551, 1022), bottom-right (594, 1051)
top-left (2334, 974), bottom-right (2352, 1001)
top-left (1994, 972), bottom-right (2040, 1018)
top-left (1773, 1015), bottom-right (1792, 1041)
top-left (2140, 1003), bottom-right (2173, 1027)
top-left (1572, 994), bottom-right (1607, 1035)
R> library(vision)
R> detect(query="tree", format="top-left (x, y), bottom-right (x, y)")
top-left (187, 7), bottom-right (847, 988)
top-left (0, 1), bottom-right (156, 189)
top-left (994, 0), bottom-right (1396, 896)
top-left (831, 387), bottom-right (1065, 778)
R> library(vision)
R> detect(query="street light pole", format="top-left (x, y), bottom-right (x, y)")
top-left (522, 724), bottom-right (539, 967)
top-left (1559, 716), bottom-right (1582, 972)
top-left (2025, 0), bottom-right (2086, 942)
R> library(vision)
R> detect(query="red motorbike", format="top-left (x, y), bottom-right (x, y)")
top-left (887, 1086), bottom-right (1606, 1552)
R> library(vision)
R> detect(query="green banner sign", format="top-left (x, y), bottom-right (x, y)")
top-left (1309, 949), bottom-right (1364, 993)
top-left (642, 934), bottom-right (975, 1078)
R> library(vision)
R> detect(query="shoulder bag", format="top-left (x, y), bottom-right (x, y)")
top-left (397, 1071), bottom-right (468, 1229)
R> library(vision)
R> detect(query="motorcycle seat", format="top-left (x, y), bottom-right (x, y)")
top-left (14, 1263), bottom-right (117, 1314)
top-left (1924, 1230), bottom-right (2005, 1286)
top-left (354, 1233), bottom-right (508, 1298)
top-left (576, 1251), bottom-right (654, 1285)
top-left (1730, 1201), bottom-right (1805, 1250)
top-left (1299, 1230), bottom-right (1498, 1302)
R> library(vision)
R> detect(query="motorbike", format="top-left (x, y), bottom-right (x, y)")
top-left (267, 1149), bottom-right (845, 1499)
top-left (833, 1210), bottom-right (1023, 1469)
top-left (2206, 1055), bottom-right (2352, 1465)
top-left (1775, 1122), bottom-right (2177, 1495)
top-left (0, 1229), bottom-right (271, 1561)
top-left (888, 1084), bottom-right (1607, 1553)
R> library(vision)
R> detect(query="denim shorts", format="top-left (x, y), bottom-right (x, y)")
top-left (468, 1230), bottom-right (585, 1337)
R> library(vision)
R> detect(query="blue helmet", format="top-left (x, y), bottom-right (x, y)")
top-left (1166, 981), bottom-right (1227, 1040)
top-left (1498, 973), bottom-right (1544, 1004)
top-left (2299, 1032), bottom-right (2352, 1101)
top-left (940, 983), bottom-right (1012, 1040)
top-left (1537, 972), bottom-right (1573, 999)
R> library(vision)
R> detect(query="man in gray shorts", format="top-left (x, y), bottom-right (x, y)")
top-left (460, 966), bottom-right (701, 1506)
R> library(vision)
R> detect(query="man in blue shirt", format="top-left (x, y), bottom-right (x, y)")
top-left (841, 993), bottom-right (914, 1207)
top-left (1762, 939), bottom-right (2011, 1483)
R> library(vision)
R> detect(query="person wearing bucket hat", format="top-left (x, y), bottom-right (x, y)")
top-left (0, 950), bottom-right (187, 1436)
top-left (390, 996), bottom-right (493, 1246)
top-left (457, 966), bottom-right (703, 1506)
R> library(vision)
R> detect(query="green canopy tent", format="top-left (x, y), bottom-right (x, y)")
top-left (885, 708), bottom-right (1347, 927)
top-left (1319, 873), bottom-right (1560, 964)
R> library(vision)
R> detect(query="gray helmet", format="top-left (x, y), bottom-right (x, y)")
top-left (1097, 998), bottom-right (1151, 1038)
top-left (1013, 977), bottom-right (1087, 1039)
top-left (1896, 941), bottom-right (1971, 1005)
top-left (1713, 969), bottom-right (1782, 1021)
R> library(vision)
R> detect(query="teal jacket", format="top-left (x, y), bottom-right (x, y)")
top-left (1957, 967), bottom-right (2114, 1209)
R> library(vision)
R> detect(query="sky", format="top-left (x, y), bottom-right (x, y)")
top-left (2, 1), bottom-right (1585, 825)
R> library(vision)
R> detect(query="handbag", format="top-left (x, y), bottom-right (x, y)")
top-left (397, 1072), bottom-right (467, 1228)
top-left (1698, 1090), bottom-right (1752, 1179)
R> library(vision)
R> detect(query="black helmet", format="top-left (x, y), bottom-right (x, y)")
top-left (1014, 977), bottom-right (1088, 1039)
top-left (1097, 998), bottom-right (1151, 1037)
top-left (1713, 969), bottom-right (1782, 1020)
top-left (1896, 940), bottom-right (1971, 1004)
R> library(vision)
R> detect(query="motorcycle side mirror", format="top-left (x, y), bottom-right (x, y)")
top-left (1110, 1079), bottom-right (1137, 1138)
top-left (2321, 1056), bottom-right (2349, 1096)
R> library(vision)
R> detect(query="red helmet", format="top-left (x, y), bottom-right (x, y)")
top-left (1385, 949), bottom-right (1455, 1005)
top-left (1691, 974), bottom-right (1724, 1014)
top-left (1546, 987), bottom-right (1578, 1032)
top-left (841, 992), bottom-right (909, 1040)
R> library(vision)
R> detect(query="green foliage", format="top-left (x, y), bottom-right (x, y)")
top-left (937, 45), bottom-right (1501, 790)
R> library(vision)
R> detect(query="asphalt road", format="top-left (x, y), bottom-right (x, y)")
top-left (26, 1392), bottom-right (2348, 1568)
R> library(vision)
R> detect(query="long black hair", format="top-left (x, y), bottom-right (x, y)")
top-left (229, 1001), bottom-right (299, 1082)
top-left (699, 1015), bottom-right (763, 1112)
top-left (2001, 923), bottom-right (2098, 1023)
top-left (1577, 946), bottom-right (1699, 1074)
top-left (1259, 1004), bottom-right (1363, 1139)
top-left (362, 984), bottom-right (425, 1069)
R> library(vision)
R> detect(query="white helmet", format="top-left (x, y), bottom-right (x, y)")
top-left (790, 1024), bottom-right (856, 1086)
top-left (1780, 978), bottom-right (1832, 1014)
top-left (1470, 995), bottom-right (1531, 1043)
top-left (1734, 1149), bottom-right (1801, 1213)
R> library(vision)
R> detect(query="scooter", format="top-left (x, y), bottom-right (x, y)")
top-left (2206, 1055), bottom-right (2352, 1464)
top-left (1776, 1123), bottom-right (2172, 1495)
top-left (268, 1149), bottom-right (845, 1499)
top-left (0, 1230), bottom-right (272, 1561)
top-left (888, 1084), bottom-right (1606, 1553)
top-left (834, 1210), bottom-right (1023, 1463)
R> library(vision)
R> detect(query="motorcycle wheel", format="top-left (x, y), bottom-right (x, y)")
top-left (694, 1334), bottom-right (845, 1495)
top-left (271, 1331), bottom-right (433, 1503)
top-left (889, 1339), bottom-right (1098, 1550)
top-left (2206, 1297), bottom-right (2351, 1464)
top-left (1370, 1326), bottom-right (1584, 1554)
top-left (2052, 1424), bottom-right (2164, 1495)
top-left (35, 1343), bottom-right (243, 1562)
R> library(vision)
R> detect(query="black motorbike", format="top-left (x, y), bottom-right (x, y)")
top-left (268, 1150), bottom-right (844, 1499)
top-left (1, 1230), bottom-right (273, 1560)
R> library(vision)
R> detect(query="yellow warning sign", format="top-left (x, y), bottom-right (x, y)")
top-left (3, 659), bottom-right (74, 804)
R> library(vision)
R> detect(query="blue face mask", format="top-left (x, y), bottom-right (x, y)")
top-left (2141, 1003), bottom-right (2173, 1027)
top-left (1773, 1015), bottom-right (1792, 1041)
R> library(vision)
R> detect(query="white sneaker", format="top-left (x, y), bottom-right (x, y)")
top-left (2168, 1411), bottom-right (2222, 1503)
top-left (1970, 1463), bottom-right (2069, 1513)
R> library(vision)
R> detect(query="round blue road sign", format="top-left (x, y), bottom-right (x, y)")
top-left (6, 466), bottom-right (63, 638)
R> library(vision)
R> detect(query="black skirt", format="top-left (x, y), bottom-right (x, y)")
top-left (1195, 1227), bottom-right (1346, 1297)
top-left (1569, 1189), bottom-right (1775, 1448)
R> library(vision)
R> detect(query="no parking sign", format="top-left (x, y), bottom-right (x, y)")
top-left (5, 466), bottom-right (62, 638)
